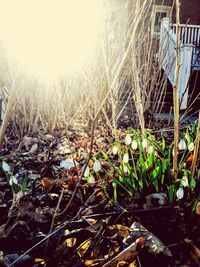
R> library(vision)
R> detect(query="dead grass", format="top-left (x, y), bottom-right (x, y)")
top-left (0, 0), bottom-right (183, 140)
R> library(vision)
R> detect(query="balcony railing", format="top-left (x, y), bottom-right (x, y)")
top-left (172, 24), bottom-right (200, 68)
top-left (159, 18), bottom-right (199, 109)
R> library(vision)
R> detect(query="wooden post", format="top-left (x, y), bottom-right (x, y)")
top-left (173, 0), bottom-right (181, 180)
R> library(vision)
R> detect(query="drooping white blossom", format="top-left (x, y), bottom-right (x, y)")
top-left (112, 182), bottom-right (117, 187)
top-left (9, 176), bottom-right (18, 186)
top-left (84, 166), bottom-right (90, 177)
top-left (178, 139), bottom-right (186, 150)
top-left (123, 165), bottom-right (128, 174)
top-left (185, 133), bottom-right (190, 142)
top-left (188, 142), bottom-right (194, 152)
top-left (142, 139), bottom-right (148, 149)
top-left (112, 145), bottom-right (118, 155)
top-left (93, 160), bottom-right (101, 173)
top-left (2, 161), bottom-right (11, 172)
top-left (181, 176), bottom-right (188, 187)
top-left (123, 153), bottom-right (129, 164)
top-left (176, 188), bottom-right (184, 199)
top-left (131, 140), bottom-right (138, 150)
top-left (125, 135), bottom-right (132, 145)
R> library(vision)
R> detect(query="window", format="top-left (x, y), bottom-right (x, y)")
top-left (152, 5), bottom-right (172, 34)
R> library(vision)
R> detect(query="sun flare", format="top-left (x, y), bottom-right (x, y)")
top-left (0, 0), bottom-right (104, 81)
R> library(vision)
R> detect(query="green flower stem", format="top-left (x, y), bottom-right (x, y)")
top-left (113, 184), bottom-right (117, 203)
top-left (129, 148), bottom-right (139, 180)
top-left (96, 172), bottom-right (109, 199)
top-left (101, 167), bottom-right (132, 197)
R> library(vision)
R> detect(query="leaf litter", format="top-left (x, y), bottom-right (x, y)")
top-left (0, 124), bottom-right (199, 267)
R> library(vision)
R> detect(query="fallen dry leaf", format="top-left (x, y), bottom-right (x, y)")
top-left (184, 238), bottom-right (200, 262)
top-left (65, 238), bottom-right (77, 248)
top-left (195, 202), bottom-right (200, 215)
top-left (41, 178), bottom-right (54, 188)
top-left (116, 261), bottom-right (136, 267)
top-left (108, 224), bottom-right (130, 239)
top-left (84, 259), bottom-right (95, 266)
top-left (29, 143), bottom-right (38, 154)
top-left (78, 239), bottom-right (92, 256)
top-left (102, 237), bottom-right (144, 267)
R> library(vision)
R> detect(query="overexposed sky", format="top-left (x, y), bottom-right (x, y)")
top-left (0, 0), bottom-right (104, 80)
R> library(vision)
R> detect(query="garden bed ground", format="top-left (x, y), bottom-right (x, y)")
top-left (0, 122), bottom-right (199, 267)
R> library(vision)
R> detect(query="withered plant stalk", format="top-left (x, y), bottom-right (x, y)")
top-left (173, 0), bottom-right (181, 180)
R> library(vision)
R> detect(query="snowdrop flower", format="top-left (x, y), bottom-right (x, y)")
top-left (125, 135), bottom-right (132, 145)
top-left (176, 188), bottom-right (184, 200)
top-left (93, 160), bottom-right (101, 173)
top-left (131, 140), bottom-right (138, 150)
top-left (185, 133), bottom-right (190, 142)
top-left (9, 176), bottom-right (18, 186)
top-left (84, 166), bottom-right (90, 177)
top-left (2, 161), bottom-right (11, 172)
top-left (112, 182), bottom-right (117, 187)
top-left (112, 145), bottom-right (118, 155)
top-left (123, 153), bottom-right (129, 164)
top-left (147, 146), bottom-right (154, 154)
top-left (178, 139), bottom-right (186, 150)
top-left (188, 142), bottom-right (194, 152)
top-left (123, 165), bottom-right (128, 174)
top-left (142, 139), bottom-right (148, 149)
top-left (181, 176), bottom-right (188, 187)
top-left (87, 175), bottom-right (95, 184)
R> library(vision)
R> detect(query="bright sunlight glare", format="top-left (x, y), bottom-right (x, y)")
top-left (0, 0), bottom-right (104, 81)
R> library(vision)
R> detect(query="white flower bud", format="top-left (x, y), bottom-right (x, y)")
top-left (125, 135), bottom-right (132, 145)
top-left (9, 176), bottom-right (18, 186)
top-left (176, 188), bottom-right (184, 199)
top-left (84, 166), bottom-right (90, 177)
top-left (112, 182), bottom-right (117, 187)
top-left (142, 139), bottom-right (148, 149)
top-left (185, 133), bottom-right (190, 142)
top-left (123, 165), bottom-right (128, 173)
top-left (188, 142), bottom-right (194, 152)
top-left (112, 145), bottom-right (118, 155)
top-left (181, 176), bottom-right (188, 187)
top-left (93, 160), bottom-right (101, 172)
top-left (2, 161), bottom-right (11, 172)
top-left (178, 139), bottom-right (186, 150)
top-left (131, 140), bottom-right (138, 150)
top-left (123, 153), bottom-right (129, 163)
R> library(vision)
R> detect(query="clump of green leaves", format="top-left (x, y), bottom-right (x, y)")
top-left (92, 123), bottom-right (199, 204)
top-left (1, 160), bottom-right (27, 194)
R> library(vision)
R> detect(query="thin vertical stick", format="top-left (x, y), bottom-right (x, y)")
top-left (173, 0), bottom-right (181, 180)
